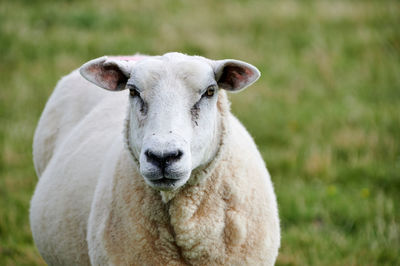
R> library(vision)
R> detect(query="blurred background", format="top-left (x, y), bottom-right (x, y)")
top-left (0, 0), bottom-right (399, 265)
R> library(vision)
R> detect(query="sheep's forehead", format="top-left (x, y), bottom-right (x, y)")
top-left (130, 56), bottom-right (215, 94)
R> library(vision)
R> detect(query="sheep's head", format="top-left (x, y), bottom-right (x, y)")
top-left (80, 53), bottom-right (260, 191)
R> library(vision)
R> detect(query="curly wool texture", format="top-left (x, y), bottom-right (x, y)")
top-left (30, 68), bottom-right (280, 265)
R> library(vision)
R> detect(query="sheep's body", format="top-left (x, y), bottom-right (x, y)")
top-left (30, 55), bottom-right (280, 265)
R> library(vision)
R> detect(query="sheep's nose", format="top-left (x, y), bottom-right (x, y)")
top-left (145, 149), bottom-right (183, 171)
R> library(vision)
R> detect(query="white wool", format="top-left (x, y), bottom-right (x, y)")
top-left (30, 53), bottom-right (280, 265)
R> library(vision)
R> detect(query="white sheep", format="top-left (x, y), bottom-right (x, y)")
top-left (30, 52), bottom-right (280, 265)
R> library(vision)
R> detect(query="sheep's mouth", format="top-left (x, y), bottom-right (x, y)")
top-left (141, 167), bottom-right (191, 190)
top-left (149, 177), bottom-right (181, 190)
top-left (141, 166), bottom-right (191, 191)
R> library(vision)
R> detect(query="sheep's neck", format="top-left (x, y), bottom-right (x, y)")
top-left (161, 151), bottom-right (231, 265)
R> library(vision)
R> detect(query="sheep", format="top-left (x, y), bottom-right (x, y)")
top-left (30, 52), bottom-right (280, 265)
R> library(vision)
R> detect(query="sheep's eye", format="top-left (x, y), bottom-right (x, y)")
top-left (203, 85), bottom-right (216, 98)
top-left (127, 85), bottom-right (140, 98)
top-left (130, 89), bottom-right (138, 97)
top-left (127, 84), bottom-right (147, 114)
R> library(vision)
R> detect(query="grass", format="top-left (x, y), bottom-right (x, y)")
top-left (1, 0), bottom-right (399, 265)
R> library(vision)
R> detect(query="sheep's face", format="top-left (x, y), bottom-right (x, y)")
top-left (80, 53), bottom-right (259, 191)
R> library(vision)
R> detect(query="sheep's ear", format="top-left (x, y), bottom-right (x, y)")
top-left (79, 56), bottom-right (131, 91)
top-left (213, 59), bottom-right (260, 92)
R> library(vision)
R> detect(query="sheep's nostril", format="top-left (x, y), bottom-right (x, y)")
top-left (166, 150), bottom-right (183, 162)
top-left (145, 149), bottom-right (183, 169)
top-left (145, 150), bottom-right (162, 168)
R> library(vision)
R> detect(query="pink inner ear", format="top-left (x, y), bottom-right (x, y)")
top-left (99, 67), bottom-right (124, 90)
top-left (220, 65), bottom-right (253, 90)
top-left (109, 55), bottom-right (147, 61)
top-left (86, 63), bottom-right (127, 91)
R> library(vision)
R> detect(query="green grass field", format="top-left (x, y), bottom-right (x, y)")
top-left (1, 0), bottom-right (399, 265)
